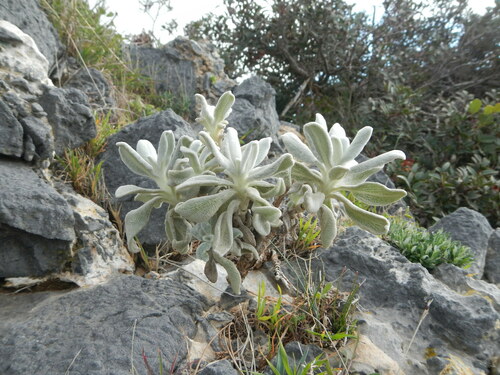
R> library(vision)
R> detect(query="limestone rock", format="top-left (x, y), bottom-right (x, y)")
top-left (98, 109), bottom-right (197, 249)
top-left (0, 0), bottom-right (64, 72)
top-left (228, 76), bottom-right (281, 145)
top-left (484, 229), bottom-right (500, 286)
top-left (0, 20), bottom-right (52, 85)
top-left (0, 99), bottom-right (24, 157)
top-left (0, 276), bottom-right (209, 375)
top-left (56, 182), bottom-right (135, 286)
top-left (64, 67), bottom-right (115, 110)
top-left (124, 36), bottom-right (235, 106)
top-left (430, 207), bottom-right (493, 278)
top-left (38, 86), bottom-right (96, 154)
top-left (0, 159), bottom-right (75, 277)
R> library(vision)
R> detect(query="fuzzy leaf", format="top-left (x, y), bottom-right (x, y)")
top-left (136, 140), bottom-right (157, 166)
top-left (319, 204), bottom-right (337, 248)
top-left (213, 211), bottom-right (233, 255)
top-left (248, 153), bottom-right (293, 180)
top-left (347, 182), bottom-right (407, 206)
top-left (175, 189), bottom-right (236, 222)
top-left (223, 127), bottom-right (242, 162)
top-left (304, 191), bottom-right (326, 213)
top-left (328, 166), bottom-right (350, 181)
top-left (124, 197), bottom-right (162, 252)
top-left (350, 150), bottom-right (406, 174)
top-left (213, 251), bottom-right (241, 294)
top-left (281, 132), bottom-right (317, 164)
top-left (199, 131), bottom-right (230, 169)
top-left (341, 126), bottom-right (373, 164)
top-left (117, 142), bottom-right (154, 178)
top-left (340, 166), bottom-right (383, 186)
top-left (336, 194), bottom-right (390, 234)
top-left (213, 91), bottom-right (235, 124)
top-left (291, 162), bottom-right (323, 184)
top-left (116, 185), bottom-right (159, 199)
top-left (157, 131), bottom-right (175, 172)
top-left (176, 175), bottom-right (232, 191)
top-left (304, 122), bottom-right (333, 167)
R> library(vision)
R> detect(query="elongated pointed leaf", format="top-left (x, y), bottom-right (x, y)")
top-left (241, 141), bottom-right (259, 172)
top-left (199, 131), bottom-right (230, 169)
top-left (117, 142), bottom-right (154, 178)
top-left (248, 153), bottom-right (293, 180)
top-left (291, 162), bottom-right (323, 184)
top-left (335, 194), bottom-right (390, 234)
top-left (254, 137), bottom-right (272, 166)
top-left (167, 167), bottom-right (195, 185)
top-left (340, 166), bottom-right (383, 185)
top-left (319, 204), bottom-right (337, 248)
top-left (166, 135), bottom-right (192, 171)
top-left (257, 178), bottom-right (286, 198)
top-left (224, 127), bottom-right (242, 161)
top-left (350, 150), bottom-right (406, 174)
top-left (124, 197), bottom-right (162, 252)
top-left (213, 91), bottom-right (235, 124)
top-left (115, 185), bottom-right (160, 199)
top-left (157, 131), bottom-right (175, 173)
top-left (331, 136), bottom-right (343, 165)
top-left (341, 126), bottom-right (373, 164)
top-left (176, 175), bottom-right (232, 191)
top-left (213, 200), bottom-right (239, 256)
top-left (347, 182), bottom-right (407, 206)
top-left (315, 113), bottom-right (328, 130)
top-left (281, 132), bottom-right (317, 164)
top-left (175, 189), bottom-right (236, 222)
top-left (204, 257), bottom-right (218, 282)
top-left (165, 210), bottom-right (192, 253)
top-left (213, 251), bottom-right (241, 294)
top-left (304, 122), bottom-right (333, 167)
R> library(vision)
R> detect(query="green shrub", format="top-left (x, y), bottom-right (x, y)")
top-left (386, 218), bottom-right (474, 270)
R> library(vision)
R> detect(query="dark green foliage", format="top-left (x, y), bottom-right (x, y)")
top-left (386, 218), bottom-right (474, 270)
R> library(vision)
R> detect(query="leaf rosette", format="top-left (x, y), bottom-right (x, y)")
top-left (282, 114), bottom-right (407, 247)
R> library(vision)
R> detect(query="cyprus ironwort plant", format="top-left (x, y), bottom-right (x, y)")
top-left (116, 91), bottom-right (407, 293)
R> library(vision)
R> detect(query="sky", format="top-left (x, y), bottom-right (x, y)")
top-left (89, 0), bottom-right (496, 44)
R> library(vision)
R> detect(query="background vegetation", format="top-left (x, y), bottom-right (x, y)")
top-left (186, 0), bottom-right (499, 227)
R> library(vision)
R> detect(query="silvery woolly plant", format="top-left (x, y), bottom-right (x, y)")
top-left (116, 91), bottom-right (407, 294)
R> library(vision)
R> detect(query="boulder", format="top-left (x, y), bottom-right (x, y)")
top-left (283, 227), bottom-right (499, 375)
top-left (0, 20), bottom-right (52, 85)
top-left (98, 109), bottom-right (197, 249)
top-left (484, 229), bottom-right (500, 285)
top-left (38, 86), bottom-right (96, 154)
top-left (0, 275), bottom-right (209, 375)
top-left (0, 159), bottom-right (75, 277)
top-left (0, 0), bottom-right (64, 72)
top-left (430, 207), bottom-right (493, 278)
top-left (55, 182), bottom-right (134, 286)
top-left (228, 76), bottom-right (281, 145)
top-left (19, 115), bottom-right (55, 161)
top-left (64, 67), bottom-right (116, 110)
top-left (124, 36), bottom-right (236, 108)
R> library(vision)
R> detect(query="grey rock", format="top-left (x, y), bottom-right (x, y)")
top-left (22, 134), bottom-right (36, 161)
top-left (125, 43), bottom-right (196, 99)
top-left (2, 90), bottom-right (30, 117)
top-left (55, 182), bottom-right (134, 286)
top-left (64, 67), bottom-right (115, 110)
top-left (0, 275), bottom-right (209, 375)
top-left (124, 37), bottom-right (236, 107)
top-left (98, 110), bottom-right (196, 248)
top-left (199, 360), bottom-right (238, 375)
top-left (283, 227), bottom-right (500, 374)
top-left (264, 342), bottom-right (324, 375)
top-left (0, 21), bottom-right (51, 85)
top-left (0, 159), bottom-right (75, 277)
top-left (485, 229), bottom-right (500, 285)
top-left (430, 207), bottom-right (493, 278)
top-left (0, 0), bottom-right (64, 72)
top-left (228, 76), bottom-right (281, 144)
top-left (0, 99), bottom-right (23, 157)
top-left (20, 116), bottom-right (55, 161)
top-left (39, 86), bottom-right (96, 154)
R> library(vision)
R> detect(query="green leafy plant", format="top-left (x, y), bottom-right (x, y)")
top-left (294, 216), bottom-right (321, 252)
top-left (386, 218), bottom-right (474, 270)
top-left (116, 91), bottom-right (406, 293)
